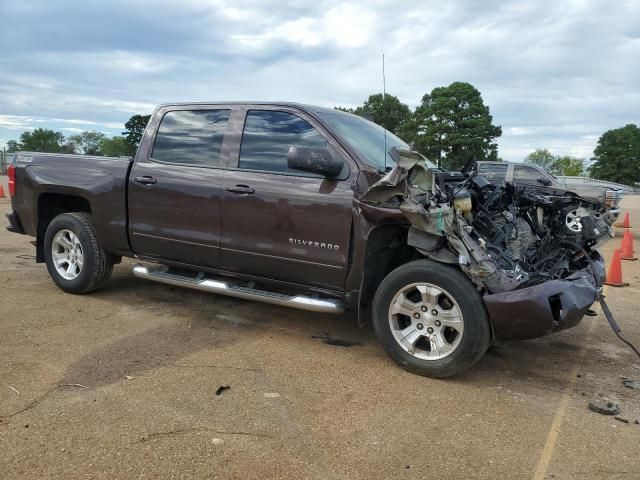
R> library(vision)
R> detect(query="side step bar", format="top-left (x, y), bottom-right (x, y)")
top-left (132, 264), bottom-right (344, 314)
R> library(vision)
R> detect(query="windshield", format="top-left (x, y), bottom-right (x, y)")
top-left (318, 110), bottom-right (436, 171)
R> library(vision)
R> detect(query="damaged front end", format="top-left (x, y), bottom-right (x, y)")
top-left (360, 148), bottom-right (610, 340)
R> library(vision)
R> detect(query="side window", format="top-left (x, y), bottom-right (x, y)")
top-left (152, 109), bottom-right (230, 167)
top-left (514, 165), bottom-right (541, 182)
top-left (478, 163), bottom-right (508, 181)
top-left (239, 110), bottom-right (328, 174)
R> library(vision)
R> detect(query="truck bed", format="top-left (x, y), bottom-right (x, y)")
top-left (9, 152), bottom-right (133, 256)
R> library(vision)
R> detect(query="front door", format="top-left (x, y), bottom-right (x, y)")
top-left (220, 108), bottom-right (355, 290)
top-left (128, 107), bottom-right (232, 269)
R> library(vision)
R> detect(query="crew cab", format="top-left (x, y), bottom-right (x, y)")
top-left (5, 103), bottom-right (607, 378)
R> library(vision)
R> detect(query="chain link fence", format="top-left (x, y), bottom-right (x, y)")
top-left (556, 175), bottom-right (640, 194)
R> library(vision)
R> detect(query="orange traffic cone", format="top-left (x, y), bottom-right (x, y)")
top-left (621, 230), bottom-right (637, 260)
top-left (615, 212), bottom-right (632, 228)
top-left (0, 185), bottom-right (5, 198)
top-left (605, 249), bottom-right (627, 287)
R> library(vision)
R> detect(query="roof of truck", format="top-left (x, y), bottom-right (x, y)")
top-left (155, 101), bottom-right (337, 114)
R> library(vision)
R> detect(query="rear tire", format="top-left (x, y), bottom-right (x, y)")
top-left (44, 212), bottom-right (113, 294)
top-left (372, 259), bottom-right (490, 378)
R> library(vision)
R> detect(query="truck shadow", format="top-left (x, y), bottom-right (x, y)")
top-left (60, 267), bottom-right (370, 388)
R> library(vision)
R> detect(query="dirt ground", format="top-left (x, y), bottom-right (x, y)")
top-left (1, 184), bottom-right (640, 480)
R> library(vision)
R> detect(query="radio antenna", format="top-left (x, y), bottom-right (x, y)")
top-left (382, 53), bottom-right (387, 171)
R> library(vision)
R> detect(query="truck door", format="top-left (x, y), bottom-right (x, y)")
top-left (128, 106), bottom-right (233, 269)
top-left (220, 107), bottom-right (355, 290)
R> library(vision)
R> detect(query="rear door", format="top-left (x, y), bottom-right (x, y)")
top-left (128, 105), bottom-right (234, 269)
top-left (219, 107), bottom-right (356, 290)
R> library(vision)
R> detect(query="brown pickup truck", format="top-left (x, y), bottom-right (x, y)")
top-left (6, 102), bottom-right (610, 377)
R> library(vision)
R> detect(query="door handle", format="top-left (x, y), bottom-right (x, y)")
top-left (225, 185), bottom-right (255, 194)
top-left (134, 176), bottom-right (157, 185)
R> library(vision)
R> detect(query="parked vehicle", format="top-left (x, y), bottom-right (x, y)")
top-left (5, 103), bottom-right (609, 377)
top-left (477, 161), bottom-right (622, 235)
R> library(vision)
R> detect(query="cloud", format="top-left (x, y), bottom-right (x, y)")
top-left (1, 0), bottom-right (639, 162)
top-left (231, 4), bottom-right (375, 50)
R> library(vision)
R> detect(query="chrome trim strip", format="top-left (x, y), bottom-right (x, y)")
top-left (132, 263), bottom-right (344, 314)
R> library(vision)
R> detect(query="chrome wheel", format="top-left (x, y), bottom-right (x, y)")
top-left (565, 209), bottom-right (582, 233)
top-left (388, 283), bottom-right (464, 360)
top-left (51, 229), bottom-right (83, 280)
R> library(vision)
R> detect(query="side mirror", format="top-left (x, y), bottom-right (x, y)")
top-left (537, 176), bottom-right (552, 186)
top-left (287, 147), bottom-right (344, 178)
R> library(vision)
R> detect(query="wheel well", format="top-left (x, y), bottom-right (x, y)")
top-left (358, 224), bottom-right (420, 326)
top-left (35, 193), bottom-right (92, 262)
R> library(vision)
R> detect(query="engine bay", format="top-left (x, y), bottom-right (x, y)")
top-left (360, 148), bottom-right (612, 294)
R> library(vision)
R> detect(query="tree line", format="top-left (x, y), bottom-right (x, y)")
top-left (5, 114), bottom-right (150, 157)
top-left (4, 82), bottom-right (639, 186)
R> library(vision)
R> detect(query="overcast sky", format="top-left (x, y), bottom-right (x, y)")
top-left (1, 0), bottom-right (638, 161)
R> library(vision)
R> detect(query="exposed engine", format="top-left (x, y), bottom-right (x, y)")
top-left (360, 148), bottom-right (612, 294)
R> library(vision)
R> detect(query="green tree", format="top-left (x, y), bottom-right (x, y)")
top-left (555, 155), bottom-right (584, 176)
top-left (99, 136), bottom-right (130, 157)
top-left (589, 124), bottom-right (640, 184)
top-left (409, 82), bottom-right (502, 170)
top-left (6, 140), bottom-right (20, 152)
top-left (68, 130), bottom-right (106, 155)
top-left (525, 149), bottom-right (585, 176)
top-left (123, 114), bottom-right (151, 156)
top-left (353, 93), bottom-right (413, 137)
top-left (524, 148), bottom-right (556, 172)
top-left (17, 128), bottom-right (71, 153)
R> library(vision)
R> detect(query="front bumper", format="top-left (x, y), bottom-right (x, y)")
top-left (5, 211), bottom-right (25, 234)
top-left (483, 252), bottom-right (605, 341)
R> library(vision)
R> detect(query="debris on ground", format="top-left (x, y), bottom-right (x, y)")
top-left (263, 392), bottom-right (280, 398)
top-left (215, 385), bottom-right (230, 396)
top-left (622, 379), bottom-right (640, 391)
top-left (125, 375), bottom-right (136, 380)
top-left (588, 399), bottom-right (620, 416)
top-left (614, 416), bottom-right (629, 424)
top-left (311, 332), bottom-right (361, 347)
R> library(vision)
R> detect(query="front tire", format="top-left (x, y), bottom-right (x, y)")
top-left (44, 212), bottom-right (113, 294)
top-left (372, 259), bottom-right (490, 378)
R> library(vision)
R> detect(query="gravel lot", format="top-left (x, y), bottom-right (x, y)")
top-left (1, 185), bottom-right (640, 479)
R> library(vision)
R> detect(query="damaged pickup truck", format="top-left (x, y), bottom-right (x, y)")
top-left (5, 102), bottom-right (611, 377)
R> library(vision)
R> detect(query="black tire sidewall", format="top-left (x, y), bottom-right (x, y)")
top-left (372, 259), bottom-right (490, 378)
top-left (44, 214), bottom-right (98, 293)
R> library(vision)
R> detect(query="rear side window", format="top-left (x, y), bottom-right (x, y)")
top-left (239, 110), bottom-right (327, 174)
top-left (478, 163), bottom-right (508, 181)
top-left (152, 109), bottom-right (230, 166)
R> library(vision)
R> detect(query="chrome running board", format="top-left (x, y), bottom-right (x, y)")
top-left (132, 264), bottom-right (344, 314)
